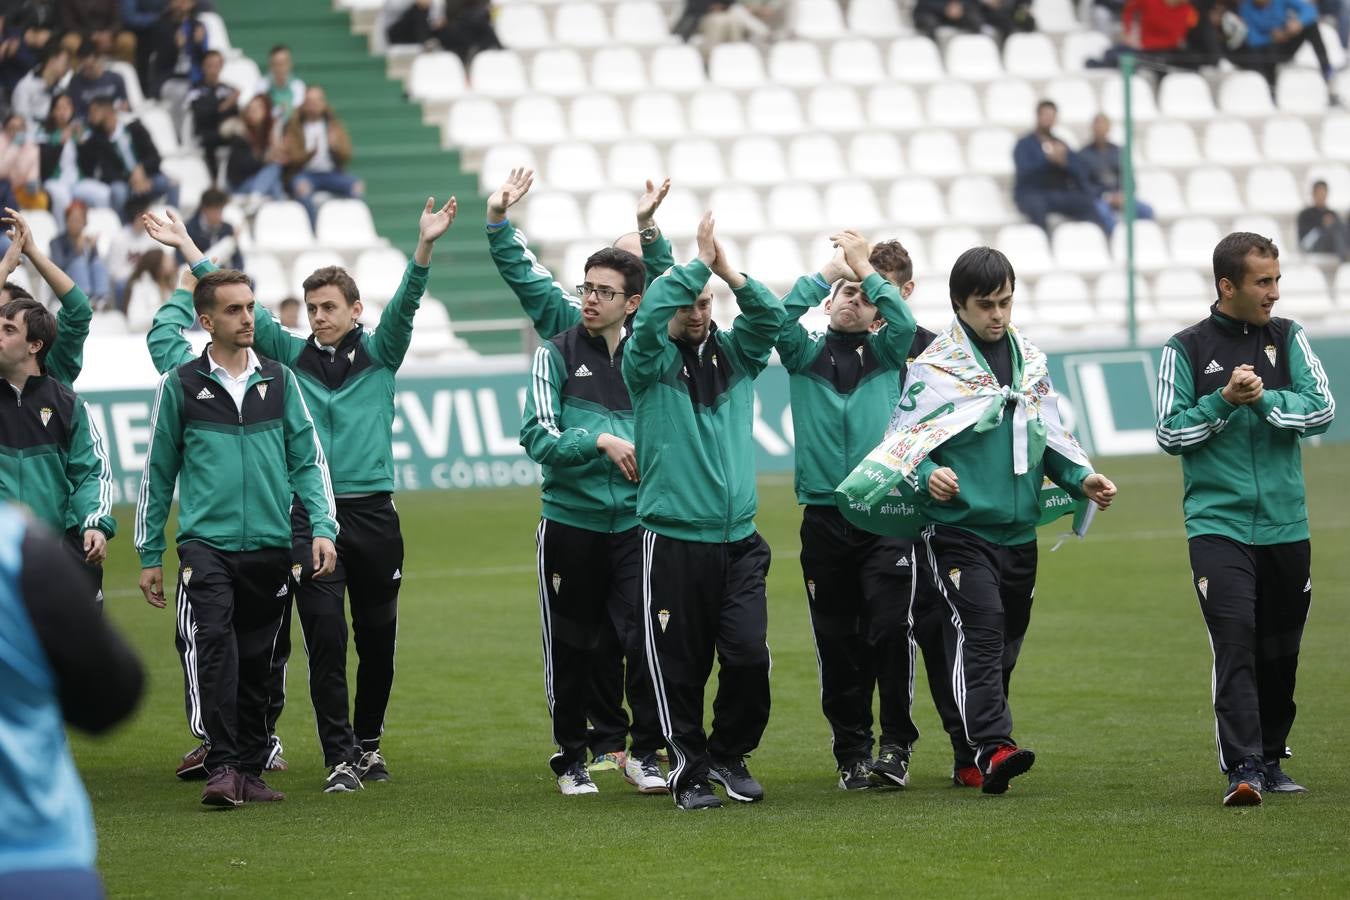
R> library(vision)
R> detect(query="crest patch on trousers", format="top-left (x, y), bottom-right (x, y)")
top-left (658, 609), bottom-right (670, 632)
top-left (1264, 344), bottom-right (1277, 366)
top-left (291, 563), bottom-right (302, 582)
top-left (948, 568), bottom-right (961, 591)
top-left (1197, 576), bottom-right (1209, 599)
top-left (806, 579), bottom-right (816, 600)
top-left (551, 573), bottom-right (561, 593)
top-left (182, 567), bottom-right (193, 587)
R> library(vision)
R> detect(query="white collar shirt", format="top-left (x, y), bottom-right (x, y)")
top-left (207, 346), bottom-right (262, 414)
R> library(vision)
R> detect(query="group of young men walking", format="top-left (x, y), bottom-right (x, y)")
top-left (496, 170), bottom-right (1332, 810)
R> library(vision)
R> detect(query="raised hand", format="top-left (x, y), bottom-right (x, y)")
top-left (695, 211), bottom-right (716, 266)
top-left (831, 229), bottom-right (875, 280)
top-left (419, 195), bottom-right (458, 244)
top-left (1082, 473), bottom-right (1117, 510)
top-left (143, 208), bottom-right (193, 252)
top-left (487, 167), bottom-right (534, 223)
top-left (710, 237), bottom-right (746, 290)
top-left (818, 246), bottom-right (856, 285)
top-left (0, 211), bottom-right (25, 276)
top-left (637, 177), bottom-right (671, 227)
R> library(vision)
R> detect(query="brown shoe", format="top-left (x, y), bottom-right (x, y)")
top-left (241, 773), bottom-right (285, 802)
top-left (201, 766), bottom-right (243, 808)
top-left (176, 742), bottom-right (209, 781)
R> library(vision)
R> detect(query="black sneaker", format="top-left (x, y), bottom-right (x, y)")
top-left (1224, 756), bottom-right (1264, 807)
top-left (868, 745), bottom-right (910, 790)
top-left (708, 757), bottom-right (764, 803)
top-left (674, 780), bottom-right (723, 810)
top-left (357, 749), bottom-right (390, 783)
top-left (1262, 761), bottom-right (1307, 794)
top-left (324, 762), bottom-right (363, 794)
top-left (838, 759), bottom-right (873, 791)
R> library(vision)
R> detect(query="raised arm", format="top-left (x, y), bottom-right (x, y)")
top-left (637, 177), bottom-right (676, 285)
top-left (3, 209), bottom-right (91, 385)
top-left (830, 230), bottom-right (916, 370)
top-left (485, 167), bottom-right (581, 339)
top-left (1155, 340), bottom-right (1246, 455)
top-left (1252, 324), bottom-right (1336, 436)
top-left (370, 195), bottom-right (454, 370)
top-left (710, 236), bottom-right (785, 375)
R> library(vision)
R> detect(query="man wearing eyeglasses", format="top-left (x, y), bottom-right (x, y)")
top-left (489, 169), bottom-right (675, 787)
top-left (518, 248), bottom-right (668, 797)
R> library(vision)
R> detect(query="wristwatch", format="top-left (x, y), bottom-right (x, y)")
top-left (638, 224), bottom-right (660, 245)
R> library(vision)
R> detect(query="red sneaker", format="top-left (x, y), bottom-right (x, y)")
top-left (982, 745), bottom-right (1036, 795)
top-left (953, 765), bottom-right (984, 788)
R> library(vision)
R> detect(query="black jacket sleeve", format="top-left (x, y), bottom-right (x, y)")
top-left (130, 120), bottom-right (162, 175)
top-left (19, 527), bottom-right (144, 735)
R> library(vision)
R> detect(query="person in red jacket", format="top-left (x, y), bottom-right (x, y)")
top-left (1088, 0), bottom-right (1221, 69)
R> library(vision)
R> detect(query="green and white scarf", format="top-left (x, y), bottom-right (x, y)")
top-left (835, 318), bottom-right (1093, 541)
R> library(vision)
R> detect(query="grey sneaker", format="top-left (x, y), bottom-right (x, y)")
top-left (838, 759), bottom-right (873, 791)
top-left (708, 757), bottom-right (763, 803)
top-left (1224, 756), bottom-right (1264, 807)
top-left (356, 749), bottom-right (390, 783)
top-left (324, 762), bottom-right (363, 793)
top-left (868, 745), bottom-right (910, 790)
top-left (674, 780), bottom-right (723, 810)
top-left (1262, 761), bottom-right (1307, 793)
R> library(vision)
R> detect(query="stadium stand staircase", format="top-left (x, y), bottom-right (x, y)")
top-left (224, 0), bottom-right (523, 355)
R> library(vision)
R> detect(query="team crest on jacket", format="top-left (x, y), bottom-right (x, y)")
top-left (658, 609), bottom-right (670, 632)
top-left (182, 567), bottom-right (193, 586)
top-left (1264, 344), bottom-right (1277, 366)
top-left (348, 349), bottom-right (356, 364)
top-left (551, 573), bottom-right (561, 593)
top-left (39, 407), bottom-right (52, 427)
top-left (257, 383), bottom-right (268, 400)
top-left (1196, 576), bottom-right (1208, 599)
top-left (948, 568), bottom-right (961, 590)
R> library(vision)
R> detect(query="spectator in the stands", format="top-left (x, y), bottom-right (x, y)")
top-left (1297, 180), bottom-right (1348, 259)
top-left (49, 198), bottom-right (114, 308)
top-left (183, 186), bottom-right (243, 270)
top-left (38, 92), bottom-right (91, 220)
top-left (912, 0), bottom-right (1035, 44)
top-left (56, 0), bottom-right (137, 61)
top-left (146, 0), bottom-right (204, 127)
top-left (0, 114), bottom-right (39, 203)
top-left (673, 1), bottom-right (790, 49)
top-left (255, 43), bottom-right (304, 123)
top-left (386, 0), bottom-right (503, 65)
top-left (77, 95), bottom-right (178, 217)
top-left (187, 48), bottom-right (236, 171)
top-left (1014, 100), bottom-right (1115, 234)
top-left (10, 45), bottom-right (71, 128)
top-left (226, 93), bottom-right (286, 205)
top-left (123, 244), bottom-right (175, 327)
top-left (0, 0), bottom-right (58, 93)
top-left (278, 295), bottom-right (304, 333)
top-left (1229, 0), bottom-right (1339, 103)
top-left (1087, 0), bottom-right (1221, 69)
top-left (1079, 113), bottom-right (1156, 225)
top-left (119, 0), bottom-right (166, 93)
top-left (283, 85), bottom-right (362, 225)
top-left (66, 39), bottom-right (128, 117)
top-left (106, 192), bottom-right (154, 298)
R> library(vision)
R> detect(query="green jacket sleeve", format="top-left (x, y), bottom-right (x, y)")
top-left (1042, 450), bottom-right (1091, 500)
top-left (45, 285), bottom-right (92, 386)
top-left (863, 273), bottom-right (918, 370)
top-left (718, 275), bottom-right (787, 378)
top-left (642, 233), bottom-right (675, 287)
top-left (774, 274), bottom-right (830, 373)
top-left (134, 372), bottom-right (184, 568)
top-left (1155, 339), bottom-right (1239, 455)
top-left (1252, 325), bottom-right (1336, 436)
top-left (146, 287), bottom-right (200, 373)
top-left (369, 261), bottom-right (430, 370)
top-left (486, 219), bottom-right (581, 339)
top-left (251, 299), bottom-right (306, 368)
top-left (281, 367), bottom-right (338, 541)
top-left (622, 259), bottom-right (708, 393)
top-left (520, 343), bottom-right (602, 466)
top-left (67, 399), bottom-right (116, 537)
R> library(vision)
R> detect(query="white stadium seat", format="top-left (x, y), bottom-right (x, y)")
top-left (649, 45), bottom-right (706, 91)
top-left (997, 224), bottom-right (1054, 276)
top-left (253, 201), bottom-right (314, 253)
top-left (766, 184), bottom-right (826, 234)
top-left (1157, 72), bottom-right (1216, 121)
top-left (1217, 71), bottom-right (1277, 119)
top-left (768, 41), bottom-right (827, 88)
top-left (1095, 270), bottom-right (1153, 324)
top-left (137, 107), bottom-right (179, 155)
top-left (847, 0), bottom-right (908, 36)
top-left (964, 128), bottom-right (1015, 177)
top-left (160, 156), bottom-right (211, 215)
top-left (408, 53), bottom-right (466, 104)
top-left (1033, 0), bottom-right (1079, 32)
top-left (1261, 116), bottom-right (1319, 164)
top-left (1032, 272), bottom-right (1094, 327)
top-left (197, 11), bottom-right (231, 51)
top-left (1231, 215), bottom-right (1287, 249)
top-left (1133, 169), bottom-right (1185, 219)
top-left (22, 210), bottom-right (58, 256)
top-left (1153, 267), bottom-right (1210, 320)
top-left (495, 4), bottom-right (551, 49)
top-left (586, 189), bottom-right (636, 237)
top-left (479, 143), bottom-right (535, 194)
top-left (1306, 164), bottom-right (1350, 206)
top-left (467, 50), bottom-right (528, 99)
top-left (518, 192), bottom-right (585, 244)
top-left (1051, 222), bottom-right (1112, 274)
top-left (1244, 165), bottom-right (1301, 216)
top-left (930, 226), bottom-right (984, 275)
top-left (1144, 121), bottom-right (1202, 169)
top-left (945, 34), bottom-right (1004, 82)
top-left (729, 136), bottom-right (789, 186)
top-left (218, 56), bottom-right (259, 98)
top-left (787, 135), bottom-right (847, 184)
top-left (628, 90), bottom-right (687, 140)
top-left (1168, 218), bottom-right (1223, 268)
top-left (866, 84), bottom-right (924, 131)
top-left (709, 42), bottom-right (767, 90)
top-left (1334, 263), bottom-right (1350, 304)
top-left (1100, 74), bottom-right (1158, 123)
top-left (1275, 68), bottom-right (1328, 115)
top-left (355, 249), bottom-right (411, 304)
top-left (1321, 114), bottom-right (1350, 161)
top-left (1060, 31), bottom-right (1111, 72)
top-left (746, 235), bottom-right (806, 286)
top-left (688, 89), bottom-right (747, 137)
top-left (909, 130), bottom-right (966, 178)
top-left (1044, 77), bottom-right (1098, 126)
top-left (708, 186), bottom-right (766, 237)
top-left (829, 38), bottom-right (886, 86)
top-left (545, 142), bottom-right (607, 193)
top-left (611, 2), bottom-right (671, 46)
top-left (530, 49), bottom-right (589, 97)
top-left (446, 97), bottom-right (505, 149)
top-left (509, 96), bottom-right (567, 146)
top-left (1111, 218), bottom-right (1170, 270)
top-left (823, 179), bottom-right (885, 229)
top-left (984, 80), bottom-right (1039, 130)
top-left (926, 82), bottom-right (983, 130)
top-left (244, 252), bottom-right (287, 305)
top-left (605, 140), bottom-right (665, 188)
top-left (1185, 169), bottom-right (1243, 217)
top-left (589, 48), bottom-right (647, 95)
top-left (654, 188), bottom-right (701, 239)
top-left (888, 177), bottom-right (948, 229)
top-left (807, 85), bottom-right (865, 131)
top-left (847, 133), bottom-right (905, 181)
top-left (667, 139), bottom-right (727, 189)
top-left (1278, 265), bottom-right (1333, 318)
top-left (553, 3), bottom-right (610, 48)
top-left (569, 93), bottom-right (627, 143)
top-left (1202, 120), bottom-right (1261, 168)
top-left (888, 37), bottom-right (944, 85)
top-left (795, 0), bottom-right (849, 38)
top-left (1004, 33), bottom-right (1060, 80)
top-left (947, 175), bottom-right (1016, 227)
top-left (747, 87), bottom-right (806, 135)
top-left (291, 250), bottom-right (346, 295)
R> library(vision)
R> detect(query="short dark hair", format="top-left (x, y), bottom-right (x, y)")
top-left (88, 95), bottom-right (114, 109)
top-left (583, 247), bottom-right (644, 299)
top-left (77, 39), bottom-right (98, 59)
top-left (279, 296), bottom-right (301, 311)
top-left (193, 269), bottom-right (253, 315)
top-left (949, 247), bottom-right (1016, 311)
top-left (869, 240), bottom-right (913, 286)
top-left (0, 298), bottom-right (57, 366)
top-left (203, 49), bottom-right (223, 63)
top-left (269, 44), bottom-right (290, 57)
top-left (1213, 232), bottom-right (1278, 298)
top-left (200, 187), bottom-right (229, 210)
top-left (1037, 99), bottom-right (1057, 114)
top-left (2, 281), bottom-right (33, 301)
top-left (303, 266), bottom-right (360, 305)
top-left (123, 194), bottom-right (152, 223)
top-left (1311, 179), bottom-right (1328, 191)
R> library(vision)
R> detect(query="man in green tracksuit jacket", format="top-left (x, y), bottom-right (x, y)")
top-left (145, 197), bottom-right (455, 792)
top-left (1154, 232), bottom-right (1335, 807)
top-left (622, 212), bottom-right (785, 810)
top-left (0, 297), bottom-right (114, 600)
top-left (775, 231), bottom-right (921, 792)
top-left (488, 167), bottom-right (672, 777)
top-left (912, 247), bottom-right (1117, 796)
top-left (136, 269), bottom-right (338, 809)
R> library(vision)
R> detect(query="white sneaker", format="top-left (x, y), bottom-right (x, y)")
top-left (557, 762), bottom-right (599, 796)
top-left (623, 752), bottom-right (670, 794)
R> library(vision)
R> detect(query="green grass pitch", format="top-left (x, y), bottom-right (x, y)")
top-left (77, 445), bottom-right (1350, 897)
